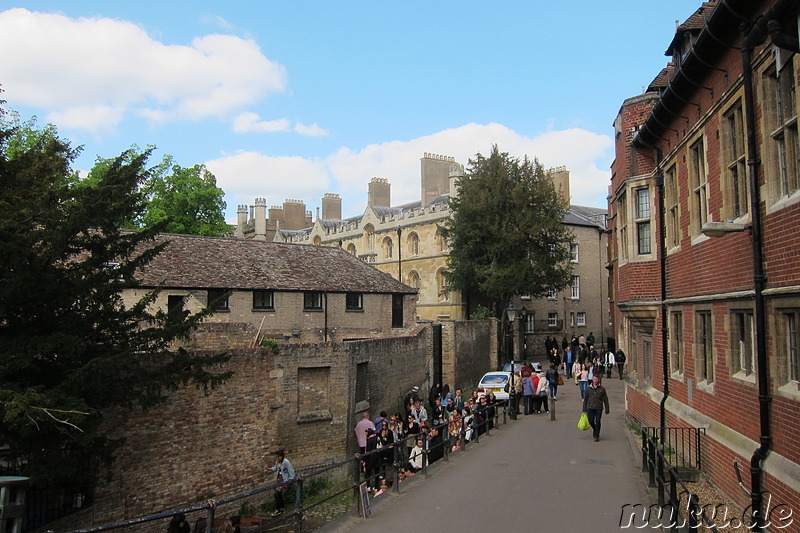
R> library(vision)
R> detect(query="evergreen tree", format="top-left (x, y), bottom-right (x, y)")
top-left (0, 106), bottom-right (231, 493)
top-left (440, 145), bottom-right (574, 317)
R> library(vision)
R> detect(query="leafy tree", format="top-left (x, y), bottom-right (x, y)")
top-left (440, 145), bottom-right (574, 318)
top-left (89, 152), bottom-right (231, 236)
top-left (0, 108), bottom-right (231, 493)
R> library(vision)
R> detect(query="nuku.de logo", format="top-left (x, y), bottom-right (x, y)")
top-left (618, 491), bottom-right (793, 529)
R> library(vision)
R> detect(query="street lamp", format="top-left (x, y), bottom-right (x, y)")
top-left (506, 303), bottom-right (517, 419)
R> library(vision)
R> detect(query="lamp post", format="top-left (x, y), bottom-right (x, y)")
top-left (506, 304), bottom-right (517, 420)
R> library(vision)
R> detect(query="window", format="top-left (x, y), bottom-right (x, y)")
top-left (689, 138), bottom-right (709, 236)
top-left (723, 102), bottom-right (749, 218)
top-left (392, 294), bottom-right (404, 328)
top-left (732, 311), bottom-right (754, 376)
top-left (548, 312), bottom-right (558, 328)
top-left (696, 311), bottom-right (714, 383)
top-left (253, 290), bottom-right (274, 310)
top-left (665, 165), bottom-right (680, 249)
top-left (364, 225), bottom-right (375, 252)
top-left (409, 233), bottom-right (420, 256)
top-left (436, 230), bottom-right (448, 253)
top-left (524, 313), bottom-right (535, 333)
top-left (383, 237), bottom-right (393, 259)
top-left (546, 288), bottom-right (557, 300)
top-left (617, 191), bottom-right (628, 262)
top-left (355, 362), bottom-right (369, 405)
top-left (643, 339), bottom-right (653, 380)
top-left (437, 269), bottom-right (449, 301)
top-left (570, 312), bottom-right (575, 327)
top-left (304, 291), bottom-right (323, 311)
top-left (207, 289), bottom-right (229, 311)
top-left (765, 61), bottom-right (799, 198)
top-left (347, 243), bottom-right (356, 255)
top-left (635, 187), bottom-right (651, 255)
top-left (408, 271), bottom-right (420, 290)
top-left (577, 312), bottom-right (586, 326)
top-left (570, 243), bottom-right (579, 262)
top-left (571, 275), bottom-right (580, 299)
top-left (346, 293), bottom-right (364, 311)
top-left (783, 311), bottom-right (800, 382)
top-left (670, 311), bottom-right (684, 374)
top-left (167, 295), bottom-right (184, 322)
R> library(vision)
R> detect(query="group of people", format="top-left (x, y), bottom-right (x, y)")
top-left (354, 382), bottom-right (512, 493)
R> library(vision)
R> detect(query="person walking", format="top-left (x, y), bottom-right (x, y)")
top-left (522, 372), bottom-right (535, 415)
top-left (354, 411), bottom-right (373, 453)
top-left (545, 362), bottom-right (560, 401)
top-left (615, 349), bottom-right (626, 379)
top-left (582, 376), bottom-right (610, 442)
top-left (270, 449), bottom-right (296, 516)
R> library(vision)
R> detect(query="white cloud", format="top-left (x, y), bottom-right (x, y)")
top-left (294, 122), bottom-right (329, 137)
top-left (46, 105), bottom-right (125, 135)
top-left (0, 8), bottom-right (287, 131)
top-left (209, 123), bottom-right (614, 220)
top-left (232, 112), bottom-right (291, 133)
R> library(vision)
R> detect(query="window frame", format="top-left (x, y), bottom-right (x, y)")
top-left (207, 289), bottom-right (230, 311)
top-left (548, 312), bottom-right (559, 328)
top-left (688, 137), bottom-right (709, 237)
top-left (764, 60), bottom-right (799, 200)
top-left (695, 311), bottom-right (714, 384)
top-left (345, 292), bottom-right (364, 312)
top-left (304, 291), bottom-right (324, 311)
top-left (670, 311), bottom-right (684, 375)
top-left (253, 290), bottom-right (275, 311)
top-left (571, 275), bottom-right (580, 299)
top-left (665, 164), bottom-right (680, 250)
top-left (576, 311), bottom-right (586, 327)
top-left (570, 243), bottom-right (579, 263)
top-left (723, 101), bottom-right (749, 219)
top-left (731, 310), bottom-right (755, 378)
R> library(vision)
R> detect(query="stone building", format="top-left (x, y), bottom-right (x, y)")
top-left (609, 0), bottom-right (800, 523)
top-left (123, 233), bottom-right (417, 344)
top-left (236, 154), bottom-right (609, 349)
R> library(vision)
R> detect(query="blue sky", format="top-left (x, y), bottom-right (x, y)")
top-left (0, 1), bottom-right (699, 220)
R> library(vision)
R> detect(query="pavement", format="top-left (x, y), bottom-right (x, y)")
top-left (319, 372), bottom-right (651, 533)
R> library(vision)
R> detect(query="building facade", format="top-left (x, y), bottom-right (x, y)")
top-left (236, 154), bottom-right (608, 348)
top-left (609, 0), bottom-right (800, 522)
top-left (123, 233), bottom-right (417, 344)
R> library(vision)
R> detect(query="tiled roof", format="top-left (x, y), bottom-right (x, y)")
top-left (566, 205), bottom-right (608, 229)
top-left (666, 1), bottom-right (717, 55)
top-left (136, 233), bottom-right (416, 294)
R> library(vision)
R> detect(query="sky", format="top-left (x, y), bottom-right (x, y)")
top-left (0, 1), bottom-right (701, 222)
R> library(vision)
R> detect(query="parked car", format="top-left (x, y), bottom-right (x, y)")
top-left (502, 360), bottom-right (533, 374)
top-left (476, 371), bottom-right (511, 401)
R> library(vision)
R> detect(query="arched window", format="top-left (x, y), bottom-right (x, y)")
top-left (436, 229), bottom-right (448, 253)
top-left (313, 235), bottom-right (322, 246)
top-left (408, 271), bottom-right (420, 290)
top-left (436, 269), bottom-right (449, 301)
top-left (364, 224), bottom-right (375, 252)
top-left (408, 232), bottom-right (420, 256)
top-left (383, 237), bottom-right (393, 259)
top-left (347, 243), bottom-right (356, 255)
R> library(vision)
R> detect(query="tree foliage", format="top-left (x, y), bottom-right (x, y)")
top-left (0, 110), bottom-right (231, 492)
top-left (89, 151), bottom-right (231, 236)
top-left (440, 145), bottom-right (574, 317)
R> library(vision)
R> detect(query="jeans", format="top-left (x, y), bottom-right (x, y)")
top-left (549, 381), bottom-right (558, 398)
top-left (579, 380), bottom-right (588, 398)
top-left (523, 394), bottom-right (533, 415)
top-left (565, 363), bottom-right (573, 379)
top-left (618, 363), bottom-right (625, 379)
top-left (587, 408), bottom-right (603, 438)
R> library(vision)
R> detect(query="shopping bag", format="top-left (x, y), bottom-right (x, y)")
top-left (577, 412), bottom-right (590, 431)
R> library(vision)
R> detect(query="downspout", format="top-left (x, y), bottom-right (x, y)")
top-left (741, 28), bottom-right (770, 531)
top-left (324, 292), bottom-right (329, 342)
top-left (396, 227), bottom-right (402, 282)
top-left (655, 152), bottom-right (670, 444)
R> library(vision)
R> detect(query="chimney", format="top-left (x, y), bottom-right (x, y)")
top-left (321, 193), bottom-right (342, 220)
top-left (236, 204), bottom-right (248, 238)
top-left (448, 161), bottom-right (464, 199)
top-left (547, 167), bottom-right (571, 206)
top-left (254, 198), bottom-right (267, 241)
top-left (421, 153), bottom-right (456, 205)
top-left (368, 177), bottom-right (391, 207)
top-left (283, 199), bottom-right (307, 230)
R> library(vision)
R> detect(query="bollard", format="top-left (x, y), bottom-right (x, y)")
top-left (549, 396), bottom-right (556, 421)
top-left (0, 477), bottom-right (29, 533)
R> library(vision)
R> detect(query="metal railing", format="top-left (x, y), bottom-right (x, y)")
top-left (641, 426), bottom-right (705, 470)
top-left (31, 403), bottom-right (512, 533)
top-left (640, 428), bottom-right (718, 531)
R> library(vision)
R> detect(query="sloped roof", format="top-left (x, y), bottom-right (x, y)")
top-left (565, 205), bottom-right (608, 229)
top-left (666, 1), bottom-right (717, 55)
top-left (136, 233), bottom-right (416, 294)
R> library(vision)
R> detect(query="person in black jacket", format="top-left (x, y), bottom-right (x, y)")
top-left (545, 362), bottom-right (560, 401)
top-left (615, 349), bottom-right (626, 379)
top-left (582, 376), bottom-right (610, 441)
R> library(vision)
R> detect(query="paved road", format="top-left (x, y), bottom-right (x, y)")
top-left (320, 374), bottom-right (651, 532)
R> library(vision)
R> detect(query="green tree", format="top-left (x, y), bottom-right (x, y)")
top-left (440, 145), bottom-right (574, 318)
top-left (0, 108), bottom-right (231, 493)
top-left (89, 152), bottom-right (231, 236)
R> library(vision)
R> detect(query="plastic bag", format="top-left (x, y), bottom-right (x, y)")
top-left (577, 412), bottom-right (590, 431)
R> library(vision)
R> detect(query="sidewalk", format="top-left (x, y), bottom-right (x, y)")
top-left (320, 374), bottom-right (650, 532)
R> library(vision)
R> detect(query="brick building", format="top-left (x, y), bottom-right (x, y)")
top-left (609, 0), bottom-right (800, 524)
top-left (123, 233), bottom-right (417, 345)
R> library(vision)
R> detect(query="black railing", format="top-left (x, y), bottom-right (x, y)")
top-left (640, 427), bottom-right (718, 531)
top-left (641, 426), bottom-right (705, 470)
top-left (31, 403), bottom-right (512, 533)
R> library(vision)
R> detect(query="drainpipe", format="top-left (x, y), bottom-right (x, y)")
top-left (396, 227), bottom-right (402, 282)
top-left (654, 153), bottom-right (670, 445)
top-left (741, 31), bottom-right (770, 532)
